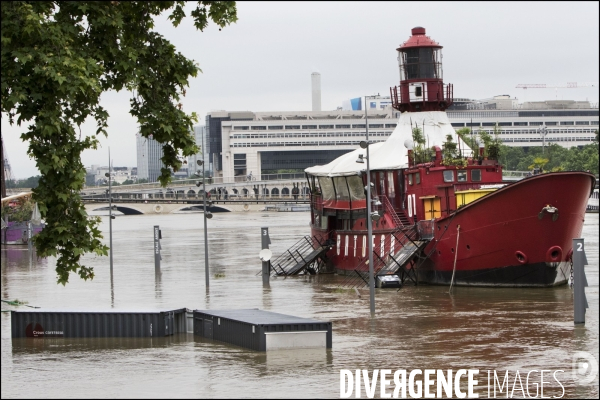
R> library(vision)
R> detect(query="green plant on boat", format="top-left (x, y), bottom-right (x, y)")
top-left (1, 197), bottom-right (35, 223)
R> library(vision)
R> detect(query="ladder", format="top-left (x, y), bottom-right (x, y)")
top-left (269, 234), bottom-right (334, 276)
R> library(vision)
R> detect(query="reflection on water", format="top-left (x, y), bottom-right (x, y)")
top-left (1, 213), bottom-right (598, 398)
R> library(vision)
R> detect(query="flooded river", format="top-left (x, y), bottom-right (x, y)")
top-left (1, 211), bottom-right (598, 398)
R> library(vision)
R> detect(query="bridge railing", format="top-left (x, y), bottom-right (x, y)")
top-left (502, 170), bottom-right (529, 179)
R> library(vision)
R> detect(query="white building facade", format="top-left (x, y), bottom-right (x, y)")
top-left (207, 109), bottom-right (398, 183)
top-left (136, 133), bottom-right (165, 183)
top-left (206, 97), bottom-right (598, 183)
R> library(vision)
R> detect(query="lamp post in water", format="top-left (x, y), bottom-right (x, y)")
top-left (104, 149), bottom-right (114, 275)
top-left (355, 95), bottom-right (380, 315)
top-left (195, 141), bottom-right (212, 288)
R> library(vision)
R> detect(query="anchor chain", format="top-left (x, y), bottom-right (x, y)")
top-left (569, 258), bottom-right (574, 287)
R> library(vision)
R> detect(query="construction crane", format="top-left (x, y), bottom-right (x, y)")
top-left (516, 82), bottom-right (597, 89)
top-left (516, 82), bottom-right (598, 100)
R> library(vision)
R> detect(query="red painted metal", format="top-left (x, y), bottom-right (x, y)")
top-left (397, 27), bottom-right (442, 50)
top-left (302, 26), bottom-right (596, 287)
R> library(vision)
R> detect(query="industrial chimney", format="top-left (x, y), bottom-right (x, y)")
top-left (311, 72), bottom-right (321, 111)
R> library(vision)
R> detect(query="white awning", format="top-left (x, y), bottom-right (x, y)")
top-left (305, 111), bottom-right (474, 177)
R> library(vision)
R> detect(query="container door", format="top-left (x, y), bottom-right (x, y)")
top-left (203, 319), bottom-right (213, 339)
top-left (164, 313), bottom-right (170, 336)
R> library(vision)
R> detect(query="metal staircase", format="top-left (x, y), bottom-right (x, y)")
top-left (269, 234), bottom-right (334, 276)
top-left (379, 195), bottom-right (409, 227)
top-left (340, 225), bottom-right (430, 289)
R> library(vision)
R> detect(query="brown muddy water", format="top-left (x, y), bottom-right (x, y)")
top-left (1, 212), bottom-right (598, 398)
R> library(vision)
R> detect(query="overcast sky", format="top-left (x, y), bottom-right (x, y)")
top-left (2, 1), bottom-right (599, 179)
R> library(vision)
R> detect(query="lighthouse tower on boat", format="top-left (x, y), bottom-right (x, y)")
top-left (390, 27), bottom-right (453, 113)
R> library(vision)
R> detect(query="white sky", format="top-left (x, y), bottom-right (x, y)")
top-left (2, 1), bottom-right (599, 179)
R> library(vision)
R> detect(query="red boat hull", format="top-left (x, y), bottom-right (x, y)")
top-left (310, 172), bottom-right (594, 287)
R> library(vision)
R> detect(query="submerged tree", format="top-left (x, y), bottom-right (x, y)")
top-left (1, 1), bottom-right (238, 284)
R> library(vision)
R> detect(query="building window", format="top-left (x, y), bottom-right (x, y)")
top-left (576, 121), bottom-right (589, 125)
top-left (560, 121), bottom-right (574, 126)
top-left (268, 125), bottom-right (283, 130)
top-left (336, 124), bottom-right (350, 129)
top-left (529, 122), bottom-right (543, 126)
top-left (513, 122), bottom-right (528, 126)
top-left (285, 125), bottom-right (301, 129)
top-left (497, 122), bottom-right (512, 127)
top-left (319, 125), bottom-right (334, 129)
top-left (443, 170), bottom-right (454, 182)
top-left (353, 124), bottom-right (366, 129)
top-left (451, 123), bottom-right (465, 127)
top-left (471, 169), bottom-right (481, 182)
top-left (415, 172), bottom-right (421, 184)
top-left (251, 126), bottom-right (266, 130)
top-left (545, 122), bottom-right (558, 126)
top-left (591, 121), bottom-right (599, 125)
top-left (369, 124), bottom-right (383, 128)
top-left (385, 124), bottom-right (397, 128)
top-left (457, 170), bottom-right (467, 182)
top-left (408, 174), bottom-right (413, 185)
top-left (481, 122), bottom-right (495, 127)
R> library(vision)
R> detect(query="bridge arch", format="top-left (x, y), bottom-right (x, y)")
top-left (91, 205), bottom-right (144, 215)
top-left (175, 204), bottom-right (232, 213)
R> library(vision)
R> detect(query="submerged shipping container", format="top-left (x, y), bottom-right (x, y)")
top-left (193, 309), bottom-right (332, 351)
top-left (11, 309), bottom-right (188, 338)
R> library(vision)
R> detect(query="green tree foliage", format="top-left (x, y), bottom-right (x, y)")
top-left (497, 143), bottom-right (599, 174)
top-left (441, 134), bottom-right (467, 167)
top-left (1, 196), bottom-right (34, 222)
top-left (498, 146), bottom-right (525, 170)
top-left (529, 157), bottom-right (549, 172)
top-left (411, 126), bottom-right (433, 164)
top-left (1, 1), bottom-right (237, 284)
top-left (476, 126), bottom-right (502, 160)
top-left (455, 127), bottom-right (477, 151)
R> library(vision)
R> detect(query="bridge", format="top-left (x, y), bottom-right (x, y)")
top-left (84, 197), bottom-right (310, 215)
top-left (80, 171), bottom-right (534, 215)
top-left (82, 171), bottom-right (531, 201)
top-left (81, 173), bottom-right (312, 203)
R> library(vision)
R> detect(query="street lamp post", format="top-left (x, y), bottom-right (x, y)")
top-left (539, 125), bottom-right (548, 156)
top-left (196, 156), bottom-right (212, 288)
top-left (356, 95), bottom-right (377, 315)
top-left (105, 149), bottom-right (114, 275)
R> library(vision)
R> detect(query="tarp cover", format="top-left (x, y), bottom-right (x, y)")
top-left (305, 111), bottom-right (474, 177)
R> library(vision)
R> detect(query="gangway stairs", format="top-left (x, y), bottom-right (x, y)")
top-left (269, 235), bottom-right (334, 276)
top-left (375, 237), bottom-right (430, 285)
top-left (340, 224), bottom-right (431, 289)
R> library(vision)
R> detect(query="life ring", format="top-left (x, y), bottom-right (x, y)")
top-left (154, 205), bottom-right (163, 213)
top-left (243, 204), bottom-right (249, 211)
